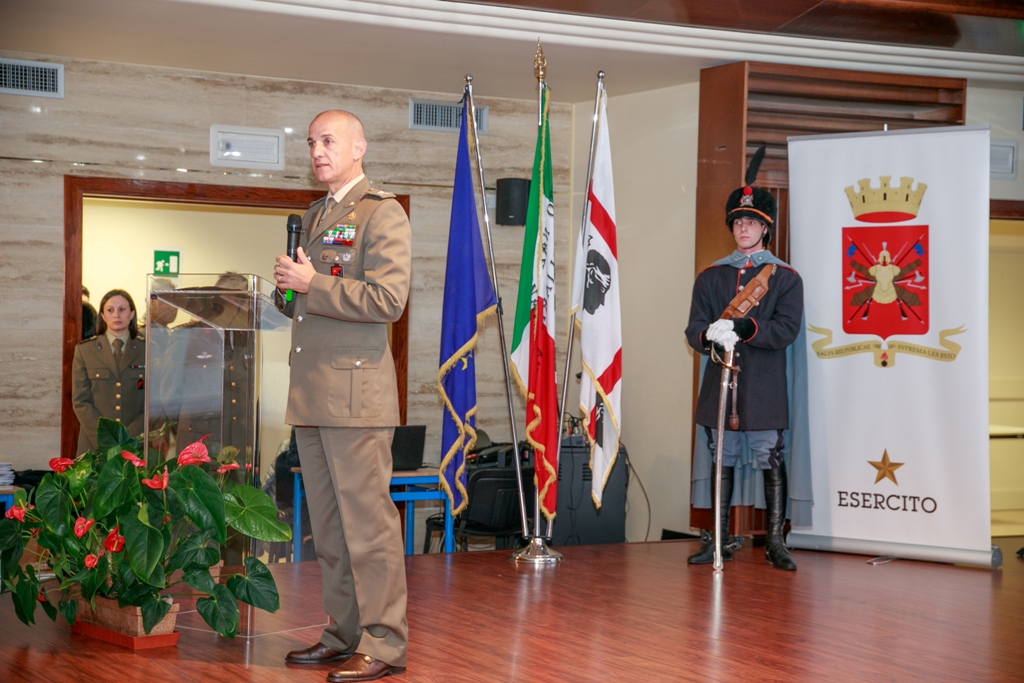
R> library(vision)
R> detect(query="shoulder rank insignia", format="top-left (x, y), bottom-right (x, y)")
top-left (366, 188), bottom-right (395, 200)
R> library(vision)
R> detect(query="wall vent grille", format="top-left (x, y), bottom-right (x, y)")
top-left (409, 99), bottom-right (487, 134)
top-left (0, 58), bottom-right (64, 98)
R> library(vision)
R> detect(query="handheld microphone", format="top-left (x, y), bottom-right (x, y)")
top-left (285, 213), bottom-right (303, 302)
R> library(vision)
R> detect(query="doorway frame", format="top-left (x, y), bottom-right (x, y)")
top-left (63, 176), bottom-right (410, 460)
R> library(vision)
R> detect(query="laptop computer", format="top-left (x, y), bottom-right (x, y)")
top-left (391, 425), bottom-right (427, 472)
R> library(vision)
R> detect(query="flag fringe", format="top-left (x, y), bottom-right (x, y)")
top-left (525, 402), bottom-right (558, 520)
top-left (436, 304), bottom-right (497, 516)
top-left (579, 358), bottom-right (622, 509)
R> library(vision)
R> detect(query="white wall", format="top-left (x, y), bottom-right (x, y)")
top-left (570, 81), bottom-right (700, 542)
top-left (967, 84), bottom-right (1024, 200)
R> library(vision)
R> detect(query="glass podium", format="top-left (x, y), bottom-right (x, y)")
top-left (144, 274), bottom-right (293, 561)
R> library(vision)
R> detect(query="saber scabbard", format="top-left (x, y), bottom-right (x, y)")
top-left (711, 347), bottom-right (737, 572)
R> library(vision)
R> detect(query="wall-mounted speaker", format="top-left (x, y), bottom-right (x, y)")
top-left (496, 178), bottom-right (530, 226)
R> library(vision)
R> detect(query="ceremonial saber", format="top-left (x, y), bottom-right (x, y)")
top-left (465, 75), bottom-right (530, 539)
top-left (547, 71), bottom-right (604, 541)
top-left (713, 347), bottom-right (735, 572)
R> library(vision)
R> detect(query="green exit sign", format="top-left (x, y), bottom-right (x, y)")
top-left (153, 250), bottom-right (180, 276)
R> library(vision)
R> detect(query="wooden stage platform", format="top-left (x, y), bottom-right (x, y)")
top-left (2, 538), bottom-right (1022, 682)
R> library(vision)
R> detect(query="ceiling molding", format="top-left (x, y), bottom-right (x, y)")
top-left (188, 0), bottom-right (1024, 83)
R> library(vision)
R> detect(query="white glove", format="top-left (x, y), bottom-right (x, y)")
top-left (705, 319), bottom-right (739, 352)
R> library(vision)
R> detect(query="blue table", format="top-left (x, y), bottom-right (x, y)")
top-left (291, 468), bottom-right (454, 560)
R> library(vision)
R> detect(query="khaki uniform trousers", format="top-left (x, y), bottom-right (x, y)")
top-left (295, 426), bottom-right (408, 667)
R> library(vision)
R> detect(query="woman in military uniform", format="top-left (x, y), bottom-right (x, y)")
top-left (72, 289), bottom-right (146, 453)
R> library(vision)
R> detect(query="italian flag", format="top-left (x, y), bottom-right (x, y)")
top-left (510, 85), bottom-right (559, 520)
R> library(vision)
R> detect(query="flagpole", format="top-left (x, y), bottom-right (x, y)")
top-left (464, 75), bottom-right (531, 540)
top-left (510, 41), bottom-right (562, 564)
top-left (546, 71), bottom-right (605, 540)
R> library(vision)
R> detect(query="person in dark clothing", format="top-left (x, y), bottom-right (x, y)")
top-left (685, 149), bottom-right (803, 571)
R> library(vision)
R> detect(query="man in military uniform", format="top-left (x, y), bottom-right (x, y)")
top-left (274, 110), bottom-right (410, 682)
top-left (72, 289), bottom-right (146, 453)
top-left (685, 154), bottom-right (803, 571)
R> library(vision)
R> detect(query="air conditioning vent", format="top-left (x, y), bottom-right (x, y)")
top-left (0, 58), bottom-right (64, 98)
top-left (409, 99), bottom-right (487, 134)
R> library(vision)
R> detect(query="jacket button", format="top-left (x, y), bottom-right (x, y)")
top-left (232, 416), bottom-right (237, 421)
top-left (231, 382), bottom-right (236, 387)
top-left (231, 399), bottom-right (237, 404)
top-left (115, 382), bottom-right (121, 387)
top-left (295, 347), bottom-right (301, 353)
top-left (115, 394), bottom-right (121, 399)
top-left (115, 418), bottom-right (121, 422)
top-left (115, 406), bottom-right (121, 411)
top-left (202, 364), bottom-right (207, 369)
top-left (297, 315), bottom-right (303, 322)
top-left (95, 373), bottom-right (100, 378)
top-left (355, 360), bottom-right (361, 366)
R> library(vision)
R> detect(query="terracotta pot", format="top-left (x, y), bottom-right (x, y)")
top-left (76, 596), bottom-right (180, 637)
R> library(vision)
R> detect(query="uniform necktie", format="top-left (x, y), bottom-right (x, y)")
top-left (113, 339), bottom-right (124, 367)
top-left (319, 197), bottom-right (337, 228)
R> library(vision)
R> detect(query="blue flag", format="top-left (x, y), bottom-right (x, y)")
top-left (438, 98), bottom-right (497, 516)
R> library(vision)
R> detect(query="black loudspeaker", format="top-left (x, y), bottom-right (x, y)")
top-left (551, 435), bottom-right (627, 546)
top-left (496, 178), bottom-right (530, 226)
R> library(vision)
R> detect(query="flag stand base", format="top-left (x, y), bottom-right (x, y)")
top-left (511, 536), bottom-right (563, 564)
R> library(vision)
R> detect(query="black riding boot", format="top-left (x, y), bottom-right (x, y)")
top-left (764, 465), bottom-right (797, 570)
top-left (688, 466), bottom-right (735, 565)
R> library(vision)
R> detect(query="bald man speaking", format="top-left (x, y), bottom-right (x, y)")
top-left (274, 110), bottom-right (411, 682)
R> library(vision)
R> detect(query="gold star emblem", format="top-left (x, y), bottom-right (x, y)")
top-left (460, 357), bottom-right (469, 370)
top-left (868, 449), bottom-right (904, 485)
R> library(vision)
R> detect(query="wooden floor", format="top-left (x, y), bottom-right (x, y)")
top-left (2, 538), bottom-right (1023, 682)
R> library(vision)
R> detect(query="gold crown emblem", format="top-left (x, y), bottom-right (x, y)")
top-left (844, 176), bottom-right (926, 223)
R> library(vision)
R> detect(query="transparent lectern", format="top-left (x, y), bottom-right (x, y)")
top-left (144, 273), bottom-right (293, 560)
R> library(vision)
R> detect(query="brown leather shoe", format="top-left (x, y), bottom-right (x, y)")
top-left (285, 642), bottom-right (352, 665)
top-left (327, 653), bottom-right (405, 681)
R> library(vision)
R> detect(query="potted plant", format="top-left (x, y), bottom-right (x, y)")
top-left (0, 418), bottom-right (291, 639)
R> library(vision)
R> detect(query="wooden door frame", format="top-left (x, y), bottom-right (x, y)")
top-left (63, 176), bottom-right (410, 459)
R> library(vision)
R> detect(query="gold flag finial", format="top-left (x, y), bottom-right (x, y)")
top-left (534, 40), bottom-right (546, 83)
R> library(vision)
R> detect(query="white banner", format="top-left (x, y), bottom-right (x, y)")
top-left (788, 126), bottom-right (996, 567)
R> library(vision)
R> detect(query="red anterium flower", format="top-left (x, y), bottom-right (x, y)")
top-left (84, 550), bottom-right (105, 569)
top-left (142, 466), bottom-right (170, 490)
top-left (104, 526), bottom-right (125, 553)
top-left (245, 463), bottom-right (252, 471)
top-left (121, 450), bottom-right (145, 468)
top-left (38, 592), bottom-right (48, 603)
top-left (73, 517), bottom-right (96, 539)
top-left (49, 457), bottom-right (74, 473)
top-left (216, 462), bottom-right (240, 474)
top-left (177, 436), bottom-right (211, 467)
top-left (4, 503), bottom-right (33, 522)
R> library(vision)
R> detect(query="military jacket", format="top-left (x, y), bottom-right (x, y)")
top-left (72, 334), bottom-right (146, 453)
top-left (686, 250), bottom-right (804, 431)
top-left (278, 178), bottom-right (411, 428)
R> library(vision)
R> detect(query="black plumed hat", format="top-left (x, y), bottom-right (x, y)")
top-left (725, 146), bottom-right (777, 245)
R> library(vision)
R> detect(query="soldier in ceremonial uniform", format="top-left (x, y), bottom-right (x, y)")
top-left (685, 150), bottom-right (804, 571)
top-left (72, 289), bottom-right (146, 453)
top-left (274, 110), bottom-right (410, 682)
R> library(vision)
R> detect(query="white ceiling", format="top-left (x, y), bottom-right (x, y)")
top-left (3, 0), bottom-right (1023, 103)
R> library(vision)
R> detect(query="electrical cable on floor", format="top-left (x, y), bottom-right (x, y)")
top-left (623, 445), bottom-right (651, 542)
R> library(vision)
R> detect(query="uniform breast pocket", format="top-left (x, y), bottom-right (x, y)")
top-left (89, 367), bottom-right (111, 387)
top-left (328, 348), bottom-right (382, 418)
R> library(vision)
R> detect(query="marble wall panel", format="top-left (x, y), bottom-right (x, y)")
top-left (0, 51), bottom-right (572, 470)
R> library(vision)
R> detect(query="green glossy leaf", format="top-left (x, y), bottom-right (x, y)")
top-left (141, 593), bottom-right (172, 635)
top-left (170, 466), bottom-right (226, 544)
top-left (226, 557), bottom-right (279, 613)
top-left (1, 544), bottom-right (23, 582)
top-left (0, 518), bottom-right (21, 551)
top-left (196, 583), bottom-right (239, 638)
top-left (13, 566), bottom-right (39, 625)
top-left (65, 457), bottom-right (93, 498)
top-left (80, 558), bottom-right (109, 601)
top-left (122, 506), bottom-right (165, 582)
top-left (97, 417), bottom-right (132, 452)
top-left (34, 475), bottom-right (70, 537)
top-left (93, 457), bottom-right (131, 520)
top-left (183, 568), bottom-right (216, 594)
top-left (40, 593), bottom-right (58, 621)
top-left (166, 532), bottom-right (220, 573)
top-left (223, 485), bottom-right (291, 543)
top-left (59, 597), bottom-right (77, 626)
